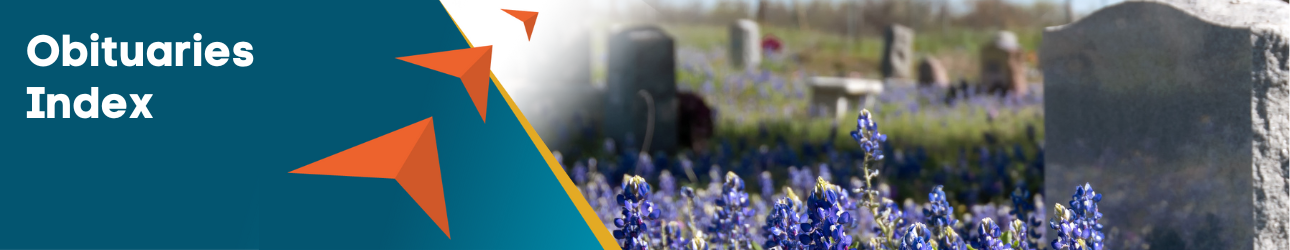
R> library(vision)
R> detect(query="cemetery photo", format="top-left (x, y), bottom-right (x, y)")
top-left (506, 0), bottom-right (1290, 249)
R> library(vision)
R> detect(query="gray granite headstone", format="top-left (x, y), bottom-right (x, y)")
top-left (729, 19), bottom-right (761, 69)
top-left (1042, 1), bottom-right (1289, 249)
top-left (880, 24), bottom-right (914, 80)
top-left (606, 26), bottom-right (679, 153)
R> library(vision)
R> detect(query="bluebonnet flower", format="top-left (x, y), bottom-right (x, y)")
top-left (614, 175), bottom-right (660, 250)
top-left (898, 223), bottom-right (933, 250)
top-left (1049, 183), bottom-right (1104, 250)
top-left (851, 109), bottom-right (887, 161)
top-left (680, 187), bottom-right (709, 249)
top-left (800, 177), bottom-right (854, 250)
top-left (763, 192), bottom-right (806, 250)
top-left (849, 109), bottom-right (899, 249)
top-left (975, 218), bottom-right (1008, 250)
top-left (937, 224), bottom-right (969, 250)
top-left (664, 221), bottom-right (687, 249)
top-left (923, 185), bottom-right (967, 250)
top-left (1006, 218), bottom-right (1032, 250)
top-left (708, 171), bottom-right (755, 249)
top-left (1010, 186), bottom-right (1043, 248)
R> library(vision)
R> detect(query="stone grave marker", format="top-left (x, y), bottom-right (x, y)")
top-left (980, 31), bottom-right (1027, 95)
top-left (1042, 1), bottom-right (1288, 249)
top-left (605, 26), bottom-right (679, 153)
top-left (917, 56), bottom-right (950, 88)
top-left (730, 19), bottom-right (761, 69)
top-left (880, 24), bottom-right (914, 80)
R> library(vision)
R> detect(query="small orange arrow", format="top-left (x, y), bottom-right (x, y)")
top-left (502, 9), bottom-right (538, 41)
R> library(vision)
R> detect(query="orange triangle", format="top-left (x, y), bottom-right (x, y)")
top-left (291, 117), bottom-right (453, 238)
top-left (397, 46), bottom-right (493, 122)
top-left (502, 9), bottom-right (538, 40)
top-left (290, 118), bottom-right (433, 179)
top-left (396, 117), bottom-right (449, 238)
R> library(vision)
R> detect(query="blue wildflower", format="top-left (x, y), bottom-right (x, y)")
top-left (898, 223), bottom-right (933, 250)
top-left (851, 109), bottom-right (887, 161)
top-left (923, 185), bottom-right (968, 250)
top-left (708, 171), bottom-right (755, 249)
top-left (1006, 218), bottom-right (1032, 250)
top-left (923, 185), bottom-right (957, 229)
top-left (1049, 183), bottom-right (1104, 250)
top-left (614, 175), bottom-right (659, 250)
top-left (975, 218), bottom-right (1009, 250)
top-left (937, 225), bottom-right (969, 250)
top-left (800, 177), bottom-right (854, 250)
top-left (1010, 186), bottom-right (1043, 248)
top-left (763, 191), bottom-right (806, 250)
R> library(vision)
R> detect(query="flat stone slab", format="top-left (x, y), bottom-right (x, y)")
top-left (807, 77), bottom-right (883, 118)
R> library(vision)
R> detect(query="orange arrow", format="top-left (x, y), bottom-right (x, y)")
top-left (397, 46), bottom-right (493, 122)
top-left (291, 117), bottom-right (451, 238)
top-left (502, 9), bottom-right (538, 41)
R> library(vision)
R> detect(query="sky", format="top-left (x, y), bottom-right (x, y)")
top-left (645, 0), bottom-right (1127, 16)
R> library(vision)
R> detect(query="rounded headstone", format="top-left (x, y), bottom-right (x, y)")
top-left (729, 19), bottom-right (762, 69)
top-left (917, 56), bottom-right (950, 88)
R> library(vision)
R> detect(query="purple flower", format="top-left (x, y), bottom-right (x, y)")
top-left (1049, 183), bottom-right (1105, 250)
top-left (974, 218), bottom-right (1009, 250)
top-left (800, 177), bottom-right (854, 250)
top-left (763, 193), bottom-right (807, 250)
top-left (923, 185), bottom-right (958, 232)
top-left (613, 175), bottom-right (659, 250)
top-left (851, 109), bottom-right (887, 161)
top-left (708, 172), bottom-right (755, 249)
top-left (898, 223), bottom-right (933, 250)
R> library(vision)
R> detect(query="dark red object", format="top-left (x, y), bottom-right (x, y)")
top-left (761, 35), bottom-right (782, 53)
top-left (677, 92), bottom-right (713, 151)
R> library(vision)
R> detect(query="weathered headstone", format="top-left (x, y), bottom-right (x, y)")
top-left (917, 56), bottom-right (950, 88)
top-left (880, 24), bottom-right (914, 80)
top-left (729, 19), bottom-right (761, 69)
top-left (1043, 1), bottom-right (1289, 249)
top-left (606, 26), bottom-right (679, 153)
top-left (807, 77), bottom-right (884, 118)
top-left (980, 31), bottom-right (1027, 95)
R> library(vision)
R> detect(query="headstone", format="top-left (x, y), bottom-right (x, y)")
top-left (980, 31), bottom-right (1027, 95)
top-left (806, 77), bottom-right (884, 118)
top-left (606, 26), bottom-right (679, 153)
top-left (1042, 1), bottom-right (1289, 249)
top-left (730, 19), bottom-right (761, 69)
top-left (880, 24), bottom-right (915, 80)
top-left (917, 56), bottom-right (950, 88)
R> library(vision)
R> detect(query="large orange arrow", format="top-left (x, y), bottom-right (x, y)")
top-left (397, 46), bottom-right (493, 122)
top-left (291, 117), bottom-right (451, 238)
